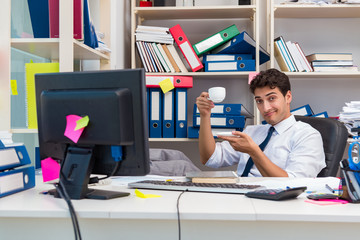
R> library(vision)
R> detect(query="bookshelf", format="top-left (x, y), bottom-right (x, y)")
top-left (267, 0), bottom-right (360, 117)
top-left (131, 0), bottom-right (262, 143)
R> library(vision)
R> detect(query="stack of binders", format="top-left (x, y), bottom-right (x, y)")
top-left (0, 140), bottom-right (35, 198)
top-left (188, 103), bottom-right (253, 138)
top-left (146, 75), bottom-right (193, 138)
top-left (192, 25), bottom-right (269, 72)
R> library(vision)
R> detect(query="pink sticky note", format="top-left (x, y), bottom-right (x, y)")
top-left (248, 72), bottom-right (259, 84)
top-left (304, 199), bottom-right (345, 206)
top-left (64, 115), bottom-right (85, 143)
top-left (41, 157), bottom-right (61, 182)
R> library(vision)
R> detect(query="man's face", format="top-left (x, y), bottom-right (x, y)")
top-left (254, 86), bottom-right (292, 126)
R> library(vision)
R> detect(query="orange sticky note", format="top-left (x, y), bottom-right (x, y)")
top-left (159, 78), bottom-right (174, 93)
top-left (41, 157), bottom-right (60, 182)
top-left (75, 115), bottom-right (89, 130)
top-left (64, 115), bottom-right (85, 143)
top-left (248, 72), bottom-right (259, 84)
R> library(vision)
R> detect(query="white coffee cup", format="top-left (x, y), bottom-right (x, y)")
top-left (208, 87), bottom-right (226, 103)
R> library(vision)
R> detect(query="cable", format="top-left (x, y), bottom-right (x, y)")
top-left (176, 190), bottom-right (187, 240)
top-left (55, 179), bottom-right (82, 240)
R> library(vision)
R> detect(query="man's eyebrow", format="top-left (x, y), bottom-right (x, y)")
top-left (255, 92), bottom-right (277, 99)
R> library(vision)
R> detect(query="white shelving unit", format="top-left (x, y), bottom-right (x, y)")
top-left (131, 0), bottom-right (261, 142)
top-left (267, 0), bottom-right (360, 116)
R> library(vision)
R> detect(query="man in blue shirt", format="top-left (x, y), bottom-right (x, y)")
top-left (196, 68), bottom-right (325, 177)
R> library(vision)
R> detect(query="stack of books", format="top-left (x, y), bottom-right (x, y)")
top-left (274, 36), bottom-right (313, 72)
top-left (306, 53), bottom-right (358, 72)
top-left (188, 103), bottom-right (253, 138)
top-left (192, 25), bottom-right (269, 72)
top-left (146, 75), bottom-right (193, 138)
top-left (0, 139), bottom-right (35, 198)
top-left (135, 26), bottom-right (189, 73)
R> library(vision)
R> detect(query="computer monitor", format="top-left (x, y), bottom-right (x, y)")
top-left (35, 69), bottom-right (150, 200)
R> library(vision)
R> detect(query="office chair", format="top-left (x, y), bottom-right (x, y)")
top-left (294, 115), bottom-right (348, 177)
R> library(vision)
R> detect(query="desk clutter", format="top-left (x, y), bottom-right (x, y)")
top-left (135, 24), bottom-right (270, 73)
top-left (0, 139), bottom-right (35, 198)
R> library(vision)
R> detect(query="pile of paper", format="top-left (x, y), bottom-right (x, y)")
top-left (135, 25), bottom-right (174, 44)
top-left (339, 101), bottom-right (360, 136)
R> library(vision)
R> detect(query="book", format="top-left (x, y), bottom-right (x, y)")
top-left (274, 40), bottom-right (290, 72)
top-left (186, 171), bottom-right (239, 183)
top-left (25, 62), bottom-right (60, 129)
top-left (306, 53), bottom-right (353, 62)
top-left (166, 44), bottom-right (188, 72)
top-left (162, 44), bottom-right (180, 72)
top-left (311, 60), bottom-right (354, 67)
top-left (312, 66), bottom-right (358, 72)
top-left (294, 42), bottom-right (313, 72)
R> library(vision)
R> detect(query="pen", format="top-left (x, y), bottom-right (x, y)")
top-left (325, 184), bottom-right (335, 193)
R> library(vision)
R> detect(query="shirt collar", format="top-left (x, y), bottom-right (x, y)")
top-left (272, 114), bottom-right (296, 135)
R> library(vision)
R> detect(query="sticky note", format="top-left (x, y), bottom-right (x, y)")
top-left (159, 78), bottom-right (174, 93)
top-left (135, 189), bottom-right (161, 198)
top-left (304, 199), bottom-right (347, 206)
top-left (248, 72), bottom-right (259, 84)
top-left (41, 157), bottom-right (60, 182)
top-left (75, 115), bottom-right (89, 130)
top-left (64, 115), bottom-right (85, 143)
top-left (10, 80), bottom-right (18, 95)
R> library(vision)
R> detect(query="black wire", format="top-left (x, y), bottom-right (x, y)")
top-left (176, 190), bottom-right (187, 240)
top-left (97, 161), bottom-right (121, 181)
top-left (55, 180), bottom-right (82, 240)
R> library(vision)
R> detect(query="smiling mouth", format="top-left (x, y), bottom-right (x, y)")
top-left (264, 111), bottom-right (276, 117)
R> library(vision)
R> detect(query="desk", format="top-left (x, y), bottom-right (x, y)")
top-left (1, 176), bottom-right (360, 240)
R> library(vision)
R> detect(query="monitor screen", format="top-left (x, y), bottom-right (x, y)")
top-left (35, 69), bottom-right (150, 199)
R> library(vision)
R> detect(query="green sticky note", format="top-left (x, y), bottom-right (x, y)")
top-left (75, 115), bottom-right (89, 131)
top-left (159, 78), bottom-right (174, 93)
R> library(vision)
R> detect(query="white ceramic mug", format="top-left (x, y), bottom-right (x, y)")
top-left (208, 87), bottom-right (226, 103)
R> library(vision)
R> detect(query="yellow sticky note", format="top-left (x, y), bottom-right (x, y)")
top-left (10, 80), bottom-right (18, 95)
top-left (75, 115), bottom-right (89, 131)
top-left (159, 78), bottom-right (174, 93)
top-left (135, 189), bottom-right (161, 198)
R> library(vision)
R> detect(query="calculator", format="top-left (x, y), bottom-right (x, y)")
top-left (245, 186), bottom-right (307, 201)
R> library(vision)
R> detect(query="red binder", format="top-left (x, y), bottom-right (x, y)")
top-left (169, 24), bottom-right (203, 72)
top-left (49, 0), bottom-right (83, 40)
top-left (145, 75), bottom-right (193, 88)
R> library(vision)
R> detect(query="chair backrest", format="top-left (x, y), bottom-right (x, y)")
top-left (294, 116), bottom-right (348, 177)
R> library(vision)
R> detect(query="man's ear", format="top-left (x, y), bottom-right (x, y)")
top-left (286, 90), bottom-right (292, 104)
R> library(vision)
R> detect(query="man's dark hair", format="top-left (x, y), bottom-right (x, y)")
top-left (249, 68), bottom-right (291, 97)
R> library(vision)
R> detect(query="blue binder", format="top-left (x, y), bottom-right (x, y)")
top-left (203, 54), bottom-right (252, 63)
top-left (149, 88), bottom-right (162, 138)
top-left (162, 90), bottom-right (175, 138)
top-left (175, 88), bottom-right (188, 138)
top-left (146, 88), bottom-right (150, 136)
top-left (204, 59), bottom-right (255, 72)
top-left (193, 115), bottom-right (245, 128)
top-left (27, 0), bottom-right (50, 38)
top-left (211, 31), bottom-right (270, 65)
top-left (312, 111), bottom-right (329, 118)
top-left (0, 141), bottom-right (31, 171)
top-left (291, 104), bottom-right (313, 116)
top-left (83, 0), bottom-right (98, 49)
top-left (0, 166), bottom-right (35, 198)
top-left (194, 103), bottom-right (253, 117)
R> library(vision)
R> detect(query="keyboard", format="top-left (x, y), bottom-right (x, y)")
top-left (128, 180), bottom-right (264, 194)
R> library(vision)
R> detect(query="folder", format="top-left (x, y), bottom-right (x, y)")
top-left (187, 126), bottom-right (242, 139)
top-left (312, 111), bottom-right (329, 118)
top-left (212, 31), bottom-right (270, 65)
top-left (0, 166), bottom-right (35, 198)
top-left (157, 43), bottom-right (175, 73)
top-left (291, 104), bottom-right (313, 116)
top-left (204, 59), bottom-right (255, 72)
top-left (0, 141), bottom-right (31, 171)
top-left (193, 115), bottom-right (246, 128)
top-left (49, 0), bottom-right (84, 39)
top-left (136, 41), bottom-right (150, 72)
top-left (25, 62), bottom-right (60, 129)
top-left (203, 54), bottom-right (252, 63)
top-left (169, 24), bottom-right (203, 72)
top-left (162, 90), bottom-right (175, 138)
top-left (27, 0), bottom-right (49, 38)
top-left (146, 75), bottom-right (193, 88)
top-left (152, 42), bottom-right (170, 72)
top-left (166, 44), bottom-right (189, 73)
top-left (175, 88), bottom-right (188, 138)
top-left (146, 88), bottom-right (150, 136)
top-left (149, 88), bottom-right (162, 138)
top-left (194, 103), bottom-right (253, 118)
top-left (192, 24), bottom-right (240, 56)
top-left (83, 0), bottom-right (98, 49)
top-left (162, 44), bottom-right (180, 72)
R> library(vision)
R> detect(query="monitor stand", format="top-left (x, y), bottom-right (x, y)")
top-left (49, 146), bottom-right (129, 200)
